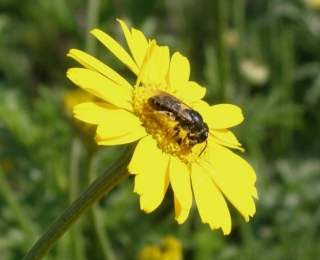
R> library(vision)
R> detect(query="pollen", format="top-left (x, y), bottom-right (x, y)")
top-left (133, 85), bottom-right (208, 165)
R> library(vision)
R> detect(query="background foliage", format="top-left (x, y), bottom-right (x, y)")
top-left (1, 0), bottom-right (320, 259)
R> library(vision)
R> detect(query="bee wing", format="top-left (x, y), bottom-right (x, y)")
top-left (151, 90), bottom-right (195, 123)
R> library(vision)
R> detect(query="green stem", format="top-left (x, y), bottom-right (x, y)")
top-left (23, 144), bottom-right (135, 260)
top-left (214, 0), bottom-right (230, 102)
top-left (232, 0), bottom-right (246, 65)
top-left (85, 0), bottom-right (101, 55)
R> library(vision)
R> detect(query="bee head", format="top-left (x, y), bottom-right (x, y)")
top-left (198, 122), bottom-right (209, 142)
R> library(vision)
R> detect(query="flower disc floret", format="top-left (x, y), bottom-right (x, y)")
top-left (132, 85), bottom-right (208, 165)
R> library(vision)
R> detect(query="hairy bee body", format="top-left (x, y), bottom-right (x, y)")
top-left (148, 90), bottom-right (209, 155)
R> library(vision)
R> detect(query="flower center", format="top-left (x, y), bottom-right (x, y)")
top-left (133, 85), bottom-right (208, 165)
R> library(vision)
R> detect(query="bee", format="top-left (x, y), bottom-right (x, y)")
top-left (148, 90), bottom-right (209, 156)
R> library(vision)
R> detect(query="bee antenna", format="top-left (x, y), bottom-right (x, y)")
top-left (198, 140), bottom-right (207, 157)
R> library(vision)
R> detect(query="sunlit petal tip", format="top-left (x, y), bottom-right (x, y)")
top-left (66, 48), bottom-right (77, 57)
top-left (140, 203), bottom-right (150, 213)
top-left (168, 52), bottom-right (190, 92)
top-left (208, 223), bottom-right (219, 230)
top-left (222, 227), bottom-right (231, 235)
top-left (68, 49), bottom-right (133, 91)
top-left (205, 104), bottom-right (244, 129)
top-left (209, 129), bottom-right (244, 150)
top-left (90, 28), bottom-right (105, 36)
top-left (209, 219), bottom-right (231, 235)
top-left (175, 210), bottom-right (189, 224)
top-left (91, 28), bottom-right (139, 75)
top-left (184, 81), bottom-right (206, 102)
top-left (249, 186), bottom-right (259, 199)
top-left (140, 194), bottom-right (162, 214)
top-left (116, 19), bottom-right (149, 70)
top-left (116, 19), bottom-right (131, 37)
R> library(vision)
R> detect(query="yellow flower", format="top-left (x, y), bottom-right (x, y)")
top-left (67, 19), bottom-right (258, 234)
top-left (161, 236), bottom-right (182, 260)
top-left (139, 236), bottom-right (182, 260)
top-left (63, 89), bottom-right (99, 151)
top-left (304, 0), bottom-right (320, 9)
top-left (139, 245), bottom-right (162, 260)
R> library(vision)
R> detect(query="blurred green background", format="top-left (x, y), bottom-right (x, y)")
top-left (1, 0), bottom-right (320, 259)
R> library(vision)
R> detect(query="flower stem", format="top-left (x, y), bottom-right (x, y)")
top-left (214, 0), bottom-right (230, 102)
top-left (85, 0), bottom-right (101, 55)
top-left (23, 143), bottom-right (135, 260)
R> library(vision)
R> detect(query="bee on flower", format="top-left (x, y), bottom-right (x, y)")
top-left (67, 19), bottom-right (258, 234)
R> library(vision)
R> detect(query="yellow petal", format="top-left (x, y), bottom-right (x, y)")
top-left (67, 49), bottom-right (132, 90)
top-left (131, 28), bottom-right (149, 67)
top-left (117, 19), bottom-right (148, 69)
top-left (191, 163), bottom-right (231, 234)
top-left (178, 81), bottom-right (206, 103)
top-left (167, 52), bottom-right (190, 92)
top-left (131, 137), bottom-right (167, 197)
top-left (128, 135), bottom-right (156, 175)
top-left (203, 143), bottom-right (257, 221)
top-left (95, 126), bottom-right (147, 145)
top-left (129, 136), bottom-right (170, 213)
top-left (174, 195), bottom-right (190, 224)
top-left (190, 100), bottom-right (210, 112)
top-left (209, 141), bottom-right (257, 191)
top-left (73, 102), bottom-right (135, 125)
top-left (67, 68), bottom-right (133, 111)
top-left (204, 104), bottom-right (244, 129)
top-left (210, 129), bottom-right (244, 151)
top-left (128, 137), bottom-right (153, 174)
top-left (135, 40), bottom-right (157, 87)
top-left (144, 46), bottom-right (170, 85)
top-left (169, 156), bottom-right (192, 223)
top-left (95, 116), bottom-right (142, 138)
top-left (91, 29), bottom-right (139, 75)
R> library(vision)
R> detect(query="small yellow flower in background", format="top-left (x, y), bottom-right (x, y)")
top-left (161, 236), bottom-right (182, 260)
top-left (139, 236), bottom-right (182, 260)
top-left (139, 245), bottom-right (162, 260)
top-left (63, 89), bottom-right (96, 115)
top-left (63, 89), bottom-right (99, 151)
top-left (67, 19), bottom-right (258, 234)
top-left (304, 0), bottom-right (320, 9)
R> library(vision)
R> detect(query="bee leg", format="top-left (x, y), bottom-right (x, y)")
top-left (173, 125), bottom-right (181, 137)
top-left (179, 136), bottom-right (192, 153)
top-left (184, 134), bottom-right (194, 153)
top-left (154, 111), bottom-right (176, 121)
